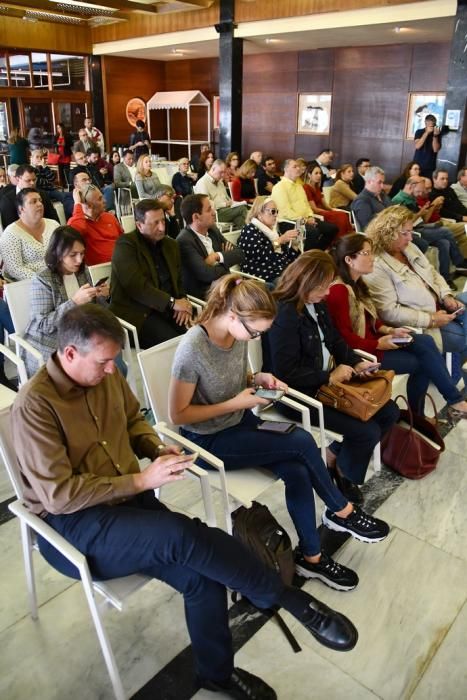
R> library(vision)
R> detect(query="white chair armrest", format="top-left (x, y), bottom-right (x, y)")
top-left (354, 349), bottom-right (378, 362)
top-left (0, 342), bottom-right (28, 385)
top-left (9, 500), bottom-right (87, 570)
top-left (235, 270), bottom-right (264, 282)
top-left (187, 294), bottom-right (206, 309)
top-left (10, 334), bottom-right (44, 367)
top-left (116, 317), bottom-right (140, 353)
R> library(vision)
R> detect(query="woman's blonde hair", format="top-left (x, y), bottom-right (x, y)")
top-left (136, 153), bottom-right (151, 176)
top-left (246, 196), bottom-right (274, 224)
top-left (197, 274), bottom-right (276, 324)
top-left (274, 250), bottom-right (336, 312)
top-left (335, 164), bottom-right (354, 181)
top-left (237, 158), bottom-right (257, 179)
top-left (365, 205), bottom-right (414, 255)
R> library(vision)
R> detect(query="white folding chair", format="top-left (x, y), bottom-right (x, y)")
top-left (351, 209), bottom-right (364, 233)
top-left (137, 337), bottom-right (316, 533)
top-left (53, 201), bottom-right (66, 226)
top-left (222, 229), bottom-right (241, 246)
top-left (87, 263), bottom-right (146, 406)
top-left (4, 279), bottom-right (44, 374)
top-left (1, 403), bottom-right (215, 700)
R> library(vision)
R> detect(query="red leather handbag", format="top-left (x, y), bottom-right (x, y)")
top-left (381, 395), bottom-right (444, 479)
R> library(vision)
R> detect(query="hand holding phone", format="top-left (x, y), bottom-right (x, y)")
top-left (254, 388), bottom-right (285, 402)
top-left (451, 306), bottom-right (465, 316)
top-left (94, 276), bottom-right (109, 287)
top-left (391, 336), bottom-right (414, 345)
top-left (354, 363), bottom-right (381, 377)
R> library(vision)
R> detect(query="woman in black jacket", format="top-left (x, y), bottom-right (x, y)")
top-left (264, 250), bottom-right (399, 503)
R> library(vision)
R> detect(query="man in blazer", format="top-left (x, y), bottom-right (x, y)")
top-left (177, 194), bottom-right (245, 299)
top-left (110, 199), bottom-right (193, 348)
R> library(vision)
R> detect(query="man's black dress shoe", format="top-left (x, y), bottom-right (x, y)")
top-left (199, 667), bottom-right (277, 699)
top-left (297, 593), bottom-right (358, 652)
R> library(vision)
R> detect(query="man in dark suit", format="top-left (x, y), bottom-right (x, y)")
top-left (177, 194), bottom-right (245, 300)
top-left (0, 164), bottom-right (59, 228)
top-left (110, 199), bottom-right (193, 348)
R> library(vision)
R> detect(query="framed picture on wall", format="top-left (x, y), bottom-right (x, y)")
top-left (297, 94), bottom-right (332, 134)
top-left (405, 93), bottom-right (446, 139)
top-left (213, 96), bottom-right (220, 130)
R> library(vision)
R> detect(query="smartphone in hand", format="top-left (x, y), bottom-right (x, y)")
top-left (255, 388), bottom-right (285, 402)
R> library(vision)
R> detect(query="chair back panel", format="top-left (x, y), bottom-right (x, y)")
top-left (137, 336), bottom-right (182, 430)
top-left (223, 230), bottom-right (240, 246)
top-left (0, 405), bottom-right (24, 499)
top-left (247, 338), bottom-right (263, 374)
top-left (88, 263), bottom-right (112, 286)
top-left (4, 279), bottom-right (32, 335)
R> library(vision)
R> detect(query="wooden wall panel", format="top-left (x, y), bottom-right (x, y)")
top-left (410, 43), bottom-right (450, 91)
top-left (298, 49), bottom-right (335, 93)
top-left (0, 18), bottom-right (91, 52)
top-left (164, 58), bottom-right (218, 98)
top-left (102, 55), bottom-right (165, 149)
top-left (235, 0), bottom-right (420, 23)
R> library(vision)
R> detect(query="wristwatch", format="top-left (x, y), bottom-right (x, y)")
top-left (167, 296), bottom-right (175, 311)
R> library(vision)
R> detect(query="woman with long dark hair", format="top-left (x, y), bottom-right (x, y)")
top-left (264, 251), bottom-right (399, 504)
top-left (169, 273), bottom-right (390, 592)
top-left (327, 233), bottom-right (467, 418)
top-left (56, 123), bottom-right (73, 187)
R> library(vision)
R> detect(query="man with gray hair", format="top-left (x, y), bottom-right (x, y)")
top-left (153, 183), bottom-right (182, 239)
top-left (350, 166), bottom-right (392, 230)
top-left (194, 159), bottom-right (247, 229)
top-left (11, 302), bottom-right (357, 700)
top-left (0, 164), bottom-right (18, 200)
top-left (451, 168), bottom-right (467, 209)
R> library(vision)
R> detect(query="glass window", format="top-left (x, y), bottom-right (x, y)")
top-left (50, 54), bottom-right (86, 91)
top-left (0, 102), bottom-right (9, 142)
top-left (56, 102), bottom-right (86, 135)
top-left (31, 52), bottom-right (49, 89)
top-left (0, 52), bottom-right (8, 88)
top-left (8, 53), bottom-right (32, 88)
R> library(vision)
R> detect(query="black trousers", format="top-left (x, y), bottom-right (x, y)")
top-left (139, 310), bottom-right (186, 349)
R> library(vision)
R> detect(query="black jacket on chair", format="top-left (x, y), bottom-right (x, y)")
top-left (263, 299), bottom-right (361, 396)
top-left (176, 225), bottom-right (245, 299)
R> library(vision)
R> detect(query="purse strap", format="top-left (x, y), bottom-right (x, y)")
top-left (393, 394), bottom-right (415, 432)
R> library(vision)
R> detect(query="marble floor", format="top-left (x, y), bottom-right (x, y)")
top-left (0, 408), bottom-right (466, 699)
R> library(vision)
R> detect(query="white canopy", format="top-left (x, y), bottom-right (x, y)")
top-left (147, 90), bottom-right (209, 110)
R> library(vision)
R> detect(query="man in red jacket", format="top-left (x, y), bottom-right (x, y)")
top-left (67, 184), bottom-right (122, 265)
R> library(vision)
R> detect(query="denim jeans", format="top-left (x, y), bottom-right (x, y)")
top-left (418, 226), bottom-right (464, 280)
top-left (181, 410), bottom-right (348, 557)
top-left (42, 491), bottom-right (283, 683)
top-left (380, 332), bottom-right (463, 413)
top-left (440, 291), bottom-right (467, 385)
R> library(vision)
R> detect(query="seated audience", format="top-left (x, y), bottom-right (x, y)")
top-left (0, 164), bottom-right (59, 229)
top-left (128, 119), bottom-right (150, 161)
top-left (418, 177), bottom-right (467, 257)
top-left (303, 161), bottom-right (353, 238)
top-left (392, 176), bottom-right (467, 287)
top-left (451, 167), bottom-right (467, 208)
top-left (12, 303), bottom-right (359, 700)
top-left (237, 196), bottom-right (300, 286)
top-left (0, 188), bottom-right (58, 280)
top-left (172, 157), bottom-right (196, 197)
top-left (22, 225), bottom-right (110, 376)
top-left (153, 184), bottom-right (182, 239)
top-left (62, 168), bottom-right (91, 220)
top-left (230, 158), bottom-right (257, 203)
top-left (328, 164), bottom-right (357, 210)
top-left (364, 205), bottom-right (467, 402)
top-left (0, 163), bottom-right (18, 200)
top-left (7, 127), bottom-right (29, 165)
top-left (72, 128), bottom-right (93, 155)
top-left (257, 155), bottom-right (280, 195)
top-left (224, 152), bottom-right (240, 182)
top-left (328, 234), bottom-right (467, 418)
top-left (135, 154), bottom-right (160, 200)
top-left (430, 168), bottom-right (467, 227)
top-left (84, 147), bottom-right (115, 210)
top-left (30, 149), bottom-right (57, 192)
top-left (113, 150), bottom-right (137, 196)
top-left (353, 158), bottom-right (371, 195)
top-left (264, 252), bottom-right (399, 503)
top-left (106, 151), bottom-right (121, 181)
top-left (196, 150), bottom-right (214, 179)
top-left (388, 161), bottom-right (421, 198)
top-left (110, 199), bottom-right (192, 347)
top-left (67, 184), bottom-right (122, 265)
top-left (315, 149), bottom-right (336, 186)
top-left (194, 160), bottom-right (248, 229)
top-left (84, 116), bottom-right (105, 155)
top-left (190, 143), bottom-right (209, 172)
top-left (55, 122), bottom-right (73, 188)
top-left (350, 166), bottom-right (392, 231)
top-left (271, 159), bottom-right (337, 250)
top-left (177, 194), bottom-right (244, 299)
top-left (170, 273), bottom-right (390, 590)
top-left (0, 167), bottom-right (6, 190)
top-left (250, 150), bottom-right (263, 177)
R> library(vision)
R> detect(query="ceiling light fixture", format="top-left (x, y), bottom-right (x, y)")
top-left (49, 0), bottom-right (114, 10)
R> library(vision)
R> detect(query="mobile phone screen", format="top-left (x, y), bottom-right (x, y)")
top-left (257, 421), bottom-right (295, 433)
top-left (255, 388), bottom-right (285, 401)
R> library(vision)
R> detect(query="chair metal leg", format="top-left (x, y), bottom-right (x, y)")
top-left (78, 561), bottom-right (127, 700)
top-left (20, 521), bottom-right (39, 620)
top-left (372, 443), bottom-right (381, 474)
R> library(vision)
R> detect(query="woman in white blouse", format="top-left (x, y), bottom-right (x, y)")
top-left (134, 154), bottom-right (160, 199)
top-left (0, 188), bottom-right (58, 281)
top-left (22, 225), bottom-right (109, 376)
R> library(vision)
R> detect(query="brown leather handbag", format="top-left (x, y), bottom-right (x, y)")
top-left (317, 370), bottom-right (395, 421)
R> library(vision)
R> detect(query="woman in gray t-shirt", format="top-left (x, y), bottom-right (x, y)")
top-left (170, 273), bottom-right (390, 593)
